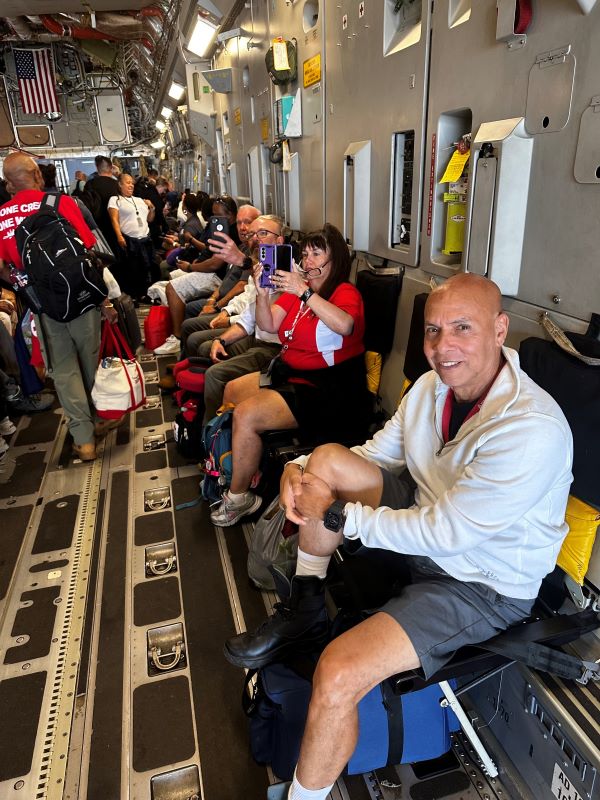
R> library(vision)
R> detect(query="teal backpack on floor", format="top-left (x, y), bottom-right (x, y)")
top-left (201, 408), bottom-right (234, 503)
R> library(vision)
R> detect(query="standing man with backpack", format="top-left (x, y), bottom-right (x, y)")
top-left (84, 155), bottom-right (119, 251)
top-left (0, 153), bottom-right (118, 461)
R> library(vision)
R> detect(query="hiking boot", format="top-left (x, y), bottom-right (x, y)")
top-left (224, 574), bottom-right (328, 669)
top-left (210, 491), bottom-right (263, 527)
top-left (0, 416), bottom-right (16, 436)
top-left (154, 335), bottom-right (181, 356)
top-left (94, 416), bottom-right (126, 438)
top-left (73, 442), bottom-right (97, 461)
top-left (9, 392), bottom-right (54, 414)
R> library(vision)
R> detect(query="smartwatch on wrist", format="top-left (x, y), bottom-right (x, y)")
top-left (323, 500), bottom-right (346, 533)
top-left (300, 287), bottom-right (314, 304)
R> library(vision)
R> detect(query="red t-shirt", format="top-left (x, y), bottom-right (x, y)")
top-left (0, 190), bottom-right (96, 269)
top-left (275, 282), bottom-right (365, 370)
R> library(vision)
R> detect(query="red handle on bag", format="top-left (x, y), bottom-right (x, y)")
top-left (99, 320), bottom-right (136, 362)
top-left (99, 321), bottom-right (146, 409)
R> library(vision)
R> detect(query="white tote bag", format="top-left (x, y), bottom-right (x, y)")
top-left (92, 323), bottom-right (146, 419)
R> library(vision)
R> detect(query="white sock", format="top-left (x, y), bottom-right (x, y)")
top-left (295, 547), bottom-right (330, 580)
top-left (226, 490), bottom-right (248, 505)
top-left (288, 769), bottom-right (334, 800)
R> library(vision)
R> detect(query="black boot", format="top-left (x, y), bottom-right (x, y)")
top-left (224, 574), bottom-right (328, 669)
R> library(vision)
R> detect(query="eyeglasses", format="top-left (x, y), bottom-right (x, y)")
top-left (249, 228), bottom-right (280, 240)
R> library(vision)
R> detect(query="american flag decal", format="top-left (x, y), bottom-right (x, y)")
top-left (14, 48), bottom-right (60, 116)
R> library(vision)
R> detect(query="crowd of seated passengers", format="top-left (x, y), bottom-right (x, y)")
top-left (154, 195), bottom-right (245, 355)
top-left (209, 222), bottom-right (371, 528)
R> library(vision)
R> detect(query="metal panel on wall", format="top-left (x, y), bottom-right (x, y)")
top-left (324, 0), bottom-right (432, 265)
top-left (423, 0), bottom-right (600, 320)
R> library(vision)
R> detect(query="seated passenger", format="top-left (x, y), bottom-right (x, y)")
top-left (154, 196), bottom-right (240, 355)
top-left (180, 213), bottom-right (281, 357)
top-left (210, 223), bottom-right (369, 527)
top-left (181, 204), bottom-right (260, 319)
top-left (191, 216), bottom-right (287, 421)
top-left (224, 273), bottom-right (574, 800)
top-left (159, 193), bottom-right (206, 278)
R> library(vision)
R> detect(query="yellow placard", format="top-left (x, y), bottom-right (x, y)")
top-left (260, 116), bottom-right (269, 141)
top-left (303, 53), bottom-right (321, 88)
top-left (233, 107), bottom-right (241, 126)
top-left (439, 149), bottom-right (470, 184)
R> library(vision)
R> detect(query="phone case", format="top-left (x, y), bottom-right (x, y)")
top-left (259, 244), bottom-right (277, 289)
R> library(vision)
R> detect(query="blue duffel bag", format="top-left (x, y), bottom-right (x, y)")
top-left (243, 658), bottom-right (460, 781)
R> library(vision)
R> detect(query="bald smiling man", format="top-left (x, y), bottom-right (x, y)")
top-left (224, 273), bottom-right (574, 800)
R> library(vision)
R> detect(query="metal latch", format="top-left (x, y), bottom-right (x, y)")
top-left (143, 396), bottom-right (161, 410)
top-left (147, 623), bottom-right (186, 675)
top-left (145, 542), bottom-right (177, 577)
top-left (578, 660), bottom-right (600, 685)
top-left (536, 45), bottom-right (571, 68)
top-left (144, 486), bottom-right (172, 512)
top-left (143, 433), bottom-right (166, 451)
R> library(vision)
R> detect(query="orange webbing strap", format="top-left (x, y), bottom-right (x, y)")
top-left (514, 0), bottom-right (533, 34)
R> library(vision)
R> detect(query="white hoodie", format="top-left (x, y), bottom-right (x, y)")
top-left (300, 348), bottom-right (573, 599)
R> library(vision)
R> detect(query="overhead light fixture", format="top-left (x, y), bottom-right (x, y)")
top-left (155, 120), bottom-right (166, 131)
top-left (150, 139), bottom-right (164, 149)
top-left (168, 81), bottom-right (185, 101)
top-left (161, 106), bottom-right (173, 119)
top-left (187, 15), bottom-right (218, 58)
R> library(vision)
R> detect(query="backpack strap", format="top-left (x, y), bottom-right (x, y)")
top-left (41, 193), bottom-right (58, 211)
top-left (540, 312), bottom-right (600, 366)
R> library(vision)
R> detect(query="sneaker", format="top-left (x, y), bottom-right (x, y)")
top-left (0, 436), bottom-right (8, 456)
top-left (94, 415), bottom-right (126, 438)
top-left (0, 416), bottom-right (16, 436)
top-left (210, 491), bottom-right (263, 527)
top-left (154, 335), bottom-right (181, 356)
top-left (9, 392), bottom-right (54, 414)
top-left (73, 442), bottom-right (97, 461)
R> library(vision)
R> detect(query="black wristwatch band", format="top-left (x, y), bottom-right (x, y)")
top-left (242, 256), bottom-right (253, 270)
top-left (218, 337), bottom-right (228, 347)
top-left (300, 287), bottom-right (314, 304)
top-left (323, 500), bottom-right (346, 533)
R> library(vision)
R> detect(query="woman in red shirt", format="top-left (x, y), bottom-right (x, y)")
top-left (210, 223), bottom-right (369, 527)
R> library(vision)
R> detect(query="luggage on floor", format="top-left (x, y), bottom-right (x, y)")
top-left (144, 304), bottom-right (172, 350)
top-left (247, 494), bottom-right (299, 589)
top-left (172, 366), bottom-right (207, 460)
top-left (244, 659), bottom-right (459, 781)
top-left (92, 322), bottom-right (146, 418)
top-left (113, 293), bottom-right (142, 353)
top-left (201, 407), bottom-right (234, 502)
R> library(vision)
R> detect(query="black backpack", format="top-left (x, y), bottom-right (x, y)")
top-left (15, 194), bottom-right (107, 322)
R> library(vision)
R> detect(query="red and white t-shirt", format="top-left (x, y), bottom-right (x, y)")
top-left (0, 190), bottom-right (96, 269)
top-left (275, 282), bottom-right (365, 370)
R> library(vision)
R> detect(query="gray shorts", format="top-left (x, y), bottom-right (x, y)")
top-left (351, 468), bottom-right (535, 679)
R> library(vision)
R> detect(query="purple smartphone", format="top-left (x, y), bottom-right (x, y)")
top-left (258, 244), bottom-right (292, 289)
